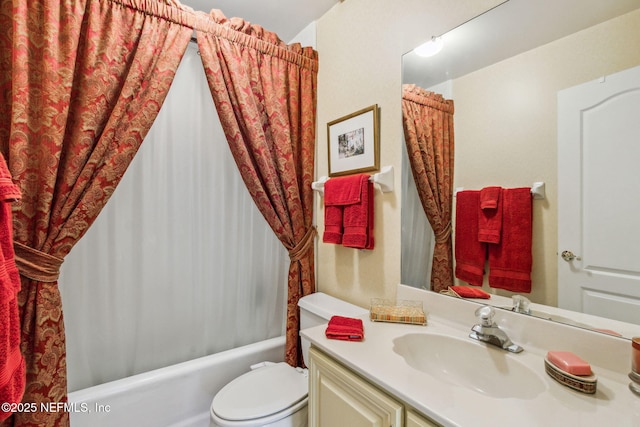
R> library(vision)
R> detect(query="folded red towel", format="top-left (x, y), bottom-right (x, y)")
top-left (488, 188), bottom-right (533, 293)
top-left (454, 191), bottom-right (485, 286)
top-left (0, 154), bottom-right (24, 422)
top-left (0, 160), bottom-right (21, 305)
top-left (449, 285), bottom-right (491, 299)
top-left (325, 315), bottom-right (364, 341)
top-left (323, 204), bottom-right (343, 244)
top-left (479, 186), bottom-right (501, 209)
top-left (478, 186), bottom-right (502, 244)
top-left (0, 299), bottom-right (25, 422)
top-left (343, 176), bottom-right (374, 249)
top-left (323, 174), bottom-right (367, 245)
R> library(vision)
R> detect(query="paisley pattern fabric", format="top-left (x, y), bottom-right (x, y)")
top-left (0, 0), bottom-right (192, 425)
top-left (196, 10), bottom-right (318, 367)
top-left (402, 84), bottom-right (455, 293)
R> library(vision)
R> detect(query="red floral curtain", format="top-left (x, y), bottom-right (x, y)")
top-left (195, 10), bottom-right (318, 367)
top-left (402, 84), bottom-right (455, 293)
top-left (0, 0), bottom-right (192, 425)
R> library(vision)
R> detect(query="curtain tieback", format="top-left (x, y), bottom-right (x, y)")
top-left (434, 222), bottom-right (452, 243)
top-left (13, 241), bottom-right (64, 283)
top-left (288, 226), bottom-right (317, 262)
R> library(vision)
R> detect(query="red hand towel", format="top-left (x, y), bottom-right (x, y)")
top-left (325, 316), bottom-right (364, 341)
top-left (479, 186), bottom-right (501, 209)
top-left (478, 186), bottom-right (502, 244)
top-left (450, 285), bottom-right (491, 299)
top-left (454, 191), bottom-right (485, 286)
top-left (0, 154), bottom-right (24, 422)
top-left (342, 176), bottom-right (374, 249)
top-left (323, 175), bottom-right (366, 245)
top-left (488, 188), bottom-right (533, 293)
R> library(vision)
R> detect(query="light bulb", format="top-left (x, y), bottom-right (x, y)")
top-left (413, 36), bottom-right (443, 58)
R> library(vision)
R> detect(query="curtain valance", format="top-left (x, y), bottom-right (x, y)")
top-left (194, 10), bottom-right (318, 71)
top-left (402, 84), bottom-right (455, 114)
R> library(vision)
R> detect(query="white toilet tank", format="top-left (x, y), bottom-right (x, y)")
top-left (298, 292), bottom-right (368, 366)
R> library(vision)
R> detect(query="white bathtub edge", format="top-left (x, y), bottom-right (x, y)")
top-left (69, 336), bottom-right (286, 427)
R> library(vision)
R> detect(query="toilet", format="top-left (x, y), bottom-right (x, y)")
top-left (209, 292), bottom-right (368, 427)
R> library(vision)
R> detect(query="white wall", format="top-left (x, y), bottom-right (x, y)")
top-left (289, 21), bottom-right (316, 48)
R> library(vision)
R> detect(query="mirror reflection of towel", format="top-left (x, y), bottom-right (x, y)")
top-left (455, 187), bottom-right (533, 293)
top-left (488, 188), bottom-right (533, 293)
top-left (478, 186), bottom-right (502, 244)
top-left (454, 190), bottom-right (485, 286)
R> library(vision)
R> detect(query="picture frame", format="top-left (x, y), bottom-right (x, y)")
top-left (327, 104), bottom-right (380, 177)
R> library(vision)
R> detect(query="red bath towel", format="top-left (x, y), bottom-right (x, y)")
top-left (325, 316), bottom-right (364, 341)
top-left (478, 186), bottom-right (502, 244)
top-left (323, 174), bottom-right (374, 250)
top-left (454, 191), bottom-right (485, 286)
top-left (323, 204), bottom-right (344, 244)
top-left (323, 175), bottom-right (364, 244)
top-left (342, 176), bottom-right (374, 250)
top-left (0, 154), bottom-right (24, 422)
top-left (488, 188), bottom-right (533, 293)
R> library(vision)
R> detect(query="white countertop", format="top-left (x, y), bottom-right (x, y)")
top-left (301, 295), bottom-right (640, 427)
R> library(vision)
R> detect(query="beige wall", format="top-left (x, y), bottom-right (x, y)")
top-left (453, 9), bottom-right (640, 305)
top-left (315, 1), bottom-right (640, 309)
top-left (314, 0), bottom-right (503, 308)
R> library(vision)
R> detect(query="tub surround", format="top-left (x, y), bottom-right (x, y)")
top-left (301, 285), bottom-right (639, 426)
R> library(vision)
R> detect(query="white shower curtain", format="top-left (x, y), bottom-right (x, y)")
top-left (59, 44), bottom-right (288, 392)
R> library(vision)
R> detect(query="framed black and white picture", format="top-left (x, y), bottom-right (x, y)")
top-left (327, 104), bottom-right (379, 177)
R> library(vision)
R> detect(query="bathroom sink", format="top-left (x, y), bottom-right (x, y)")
top-left (392, 333), bottom-right (546, 399)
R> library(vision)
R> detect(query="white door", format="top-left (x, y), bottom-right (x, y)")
top-left (558, 65), bottom-right (640, 325)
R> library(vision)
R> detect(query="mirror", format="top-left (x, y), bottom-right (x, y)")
top-left (401, 0), bottom-right (640, 338)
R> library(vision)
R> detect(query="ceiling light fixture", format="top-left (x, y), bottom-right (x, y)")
top-left (413, 36), bottom-right (444, 57)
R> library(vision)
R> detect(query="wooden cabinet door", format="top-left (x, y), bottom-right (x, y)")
top-left (309, 347), bottom-right (403, 427)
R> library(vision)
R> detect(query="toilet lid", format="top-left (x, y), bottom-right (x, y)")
top-left (212, 362), bottom-right (308, 421)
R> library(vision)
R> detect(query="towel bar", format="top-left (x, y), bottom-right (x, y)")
top-left (311, 165), bottom-right (394, 195)
top-left (453, 182), bottom-right (545, 200)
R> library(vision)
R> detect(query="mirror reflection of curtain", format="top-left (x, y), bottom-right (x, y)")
top-left (401, 84), bottom-right (455, 293)
top-left (59, 44), bottom-right (289, 392)
top-left (401, 142), bottom-right (435, 290)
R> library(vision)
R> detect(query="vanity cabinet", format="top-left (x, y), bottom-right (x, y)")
top-left (308, 347), bottom-right (441, 427)
top-left (406, 409), bottom-right (440, 427)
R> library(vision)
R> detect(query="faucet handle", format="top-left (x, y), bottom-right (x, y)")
top-left (475, 305), bottom-right (495, 326)
top-left (512, 295), bottom-right (531, 314)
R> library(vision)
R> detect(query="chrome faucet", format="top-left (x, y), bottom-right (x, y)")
top-left (469, 306), bottom-right (523, 353)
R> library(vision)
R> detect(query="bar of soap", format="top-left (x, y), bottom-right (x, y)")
top-left (546, 351), bottom-right (592, 376)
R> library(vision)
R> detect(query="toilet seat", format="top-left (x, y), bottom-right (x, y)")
top-left (211, 362), bottom-right (308, 426)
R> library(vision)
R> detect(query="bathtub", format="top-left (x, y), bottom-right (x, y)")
top-left (68, 336), bottom-right (285, 427)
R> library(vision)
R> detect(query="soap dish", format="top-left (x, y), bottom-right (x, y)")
top-left (369, 299), bottom-right (427, 326)
top-left (544, 357), bottom-right (597, 394)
